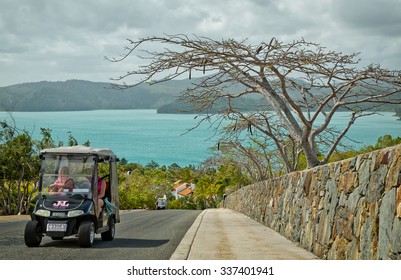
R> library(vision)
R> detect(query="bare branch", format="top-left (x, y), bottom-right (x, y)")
top-left (109, 35), bottom-right (401, 170)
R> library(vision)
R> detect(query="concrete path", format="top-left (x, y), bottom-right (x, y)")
top-left (171, 208), bottom-right (319, 260)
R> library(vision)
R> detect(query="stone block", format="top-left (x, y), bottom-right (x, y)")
top-left (338, 171), bottom-right (358, 194)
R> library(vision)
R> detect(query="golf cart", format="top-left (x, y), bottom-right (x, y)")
top-left (24, 146), bottom-right (120, 248)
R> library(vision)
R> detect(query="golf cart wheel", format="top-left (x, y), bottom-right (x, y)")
top-left (24, 220), bottom-right (42, 247)
top-left (78, 221), bottom-right (95, 247)
top-left (101, 218), bottom-right (115, 241)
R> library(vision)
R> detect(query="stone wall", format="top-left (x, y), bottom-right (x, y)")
top-left (223, 144), bottom-right (401, 259)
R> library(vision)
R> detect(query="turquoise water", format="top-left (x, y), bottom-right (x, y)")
top-left (1, 109), bottom-right (400, 166)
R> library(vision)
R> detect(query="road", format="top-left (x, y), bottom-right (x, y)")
top-left (0, 209), bottom-right (202, 260)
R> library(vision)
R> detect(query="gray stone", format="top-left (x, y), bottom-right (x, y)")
top-left (378, 188), bottom-right (395, 260)
top-left (359, 162), bottom-right (371, 187)
top-left (368, 166), bottom-right (388, 202)
top-left (390, 216), bottom-right (401, 254)
top-left (359, 218), bottom-right (374, 259)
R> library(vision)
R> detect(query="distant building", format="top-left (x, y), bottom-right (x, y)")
top-left (171, 180), bottom-right (196, 199)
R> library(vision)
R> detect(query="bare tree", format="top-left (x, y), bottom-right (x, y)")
top-left (107, 35), bottom-right (401, 169)
top-left (211, 139), bottom-right (282, 182)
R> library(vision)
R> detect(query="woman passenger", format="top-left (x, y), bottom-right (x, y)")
top-left (97, 176), bottom-right (107, 217)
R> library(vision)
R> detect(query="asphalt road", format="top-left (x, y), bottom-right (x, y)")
top-left (0, 209), bottom-right (202, 260)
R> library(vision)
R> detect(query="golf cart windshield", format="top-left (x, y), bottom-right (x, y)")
top-left (40, 155), bottom-right (96, 196)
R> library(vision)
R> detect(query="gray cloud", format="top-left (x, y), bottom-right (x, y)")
top-left (333, 0), bottom-right (401, 34)
top-left (1, 0), bottom-right (400, 86)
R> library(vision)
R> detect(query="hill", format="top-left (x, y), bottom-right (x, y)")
top-left (0, 79), bottom-right (184, 112)
top-left (0, 78), bottom-right (263, 113)
top-left (157, 96), bottom-right (265, 113)
top-left (1, 79), bottom-right (399, 114)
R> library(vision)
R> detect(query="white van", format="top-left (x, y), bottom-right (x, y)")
top-left (156, 198), bottom-right (167, 210)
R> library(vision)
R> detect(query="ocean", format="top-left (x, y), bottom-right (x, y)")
top-left (1, 109), bottom-right (400, 166)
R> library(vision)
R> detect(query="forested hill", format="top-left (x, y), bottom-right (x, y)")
top-left (0, 79), bottom-right (188, 112)
top-left (0, 79), bottom-right (264, 113)
top-left (1, 79), bottom-right (399, 114)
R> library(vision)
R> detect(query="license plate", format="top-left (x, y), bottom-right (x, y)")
top-left (47, 223), bottom-right (67, 232)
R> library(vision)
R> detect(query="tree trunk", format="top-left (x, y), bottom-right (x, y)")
top-left (302, 138), bottom-right (320, 169)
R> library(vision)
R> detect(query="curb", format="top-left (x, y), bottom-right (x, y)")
top-left (169, 209), bottom-right (206, 260)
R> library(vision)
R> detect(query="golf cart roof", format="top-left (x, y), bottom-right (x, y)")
top-left (40, 146), bottom-right (117, 159)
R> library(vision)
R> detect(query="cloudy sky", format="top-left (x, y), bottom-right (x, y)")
top-left (1, 0), bottom-right (401, 87)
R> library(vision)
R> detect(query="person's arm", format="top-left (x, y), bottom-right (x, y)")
top-left (50, 179), bottom-right (62, 191)
top-left (98, 180), bottom-right (106, 199)
top-left (50, 184), bottom-right (59, 192)
top-left (63, 178), bottom-right (75, 191)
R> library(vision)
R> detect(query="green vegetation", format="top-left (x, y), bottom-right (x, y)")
top-left (1, 118), bottom-right (400, 215)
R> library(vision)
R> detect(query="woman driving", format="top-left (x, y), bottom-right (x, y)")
top-left (50, 166), bottom-right (75, 192)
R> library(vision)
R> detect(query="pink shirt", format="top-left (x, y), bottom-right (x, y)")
top-left (98, 177), bottom-right (103, 194)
